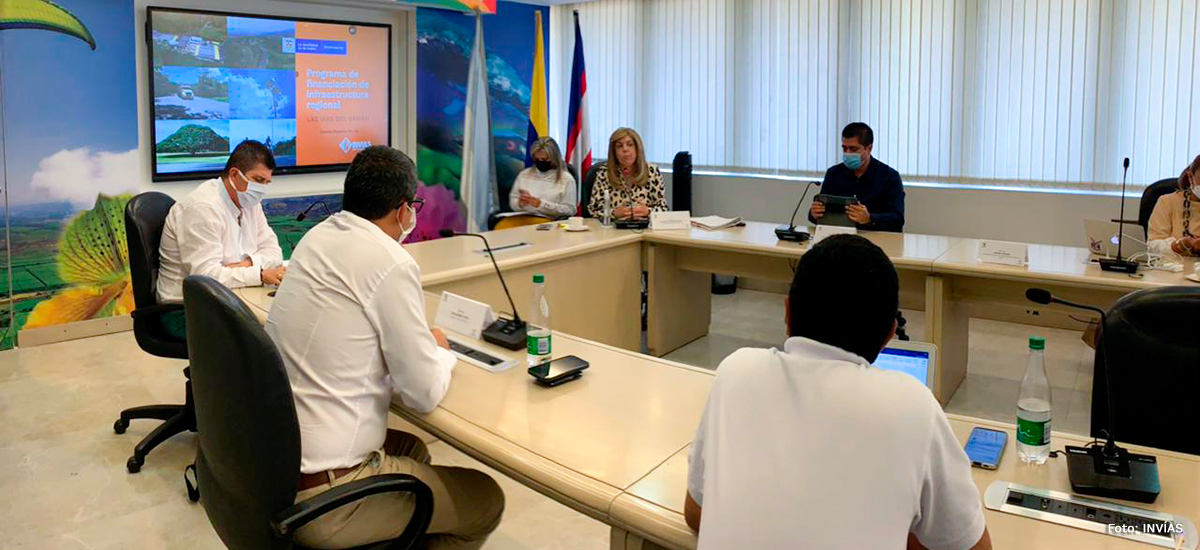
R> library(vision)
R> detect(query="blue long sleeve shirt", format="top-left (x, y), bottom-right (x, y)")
top-left (809, 157), bottom-right (906, 232)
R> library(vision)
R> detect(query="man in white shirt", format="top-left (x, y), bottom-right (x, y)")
top-left (685, 234), bottom-right (991, 550)
top-left (266, 146), bottom-right (503, 549)
top-left (156, 140), bottom-right (287, 339)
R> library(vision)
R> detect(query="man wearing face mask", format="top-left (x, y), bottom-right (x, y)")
top-left (266, 146), bottom-right (504, 550)
top-left (156, 140), bottom-right (286, 339)
top-left (809, 122), bottom-right (906, 232)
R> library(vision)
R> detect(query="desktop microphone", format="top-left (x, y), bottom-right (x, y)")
top-left (296, 200), bottom-right (333, 222)
top-left (1025, 288), bottom-right (1160, 503)
top-left (775, 180), bottom-right (820, 242)
top-left (1100, 158), bottom-right (1139, 274)
top-left (438, 229), bottom-right (527, 350)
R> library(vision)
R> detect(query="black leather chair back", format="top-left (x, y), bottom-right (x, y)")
top-left (580, 163), bottom-right (602, 218)
top-left (1092, 286), bottom-right (1200, 455)
top-left (1138, 178), bottom-right (1180, 237)
top-left (184, 275), bottom-right (301, 550)
top-left (125, 192), bottom-right (188, 358)
top-left (126, 192), bottom-right (174, 310)
top-left (566, 164), bottom-right (580, 189)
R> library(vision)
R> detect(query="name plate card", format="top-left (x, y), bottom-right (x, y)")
top-left (650, 210), bottom-right (692, 230)
top-left (434, 292), bottom-right (496, 340)
top-left (812, 224), bottom-right (858, 244)
top-left (978, 240), bottom-right (1029, 267)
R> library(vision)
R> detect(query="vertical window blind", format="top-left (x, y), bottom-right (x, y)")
top-left (552, 0), bottom-right (1200, 191)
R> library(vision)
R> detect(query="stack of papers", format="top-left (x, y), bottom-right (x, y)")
top-left (691, 215), bottom-right (743, 231)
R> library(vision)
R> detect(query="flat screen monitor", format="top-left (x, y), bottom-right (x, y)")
top-left (147, 7), bottom-right (391, 181)
top-left (874, 341), bottom-right (937, 389)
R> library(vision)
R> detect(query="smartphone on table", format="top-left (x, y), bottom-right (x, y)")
top-left (964, 427), bottom-right (1008, 470)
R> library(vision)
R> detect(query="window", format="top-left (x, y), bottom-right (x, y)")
top-left (553, 0), bottom-right (1200, 191)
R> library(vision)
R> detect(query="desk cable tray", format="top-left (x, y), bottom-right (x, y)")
top-left (984, 481), bottom-right (1197, 549)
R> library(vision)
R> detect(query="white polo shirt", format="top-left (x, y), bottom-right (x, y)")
top-left (688, 337), bottom-right (985, 550)
top-left (266, 211), bottom-right (456, 474)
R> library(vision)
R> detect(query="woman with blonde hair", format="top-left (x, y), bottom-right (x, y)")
top-left (1148, 154), bottom-right (1200, 256)
top-left (586, 127), bottom-right (667, 220)
top-left (496, 136), bottom-right (578, 229)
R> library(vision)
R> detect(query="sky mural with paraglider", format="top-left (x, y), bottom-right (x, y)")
top-left (0, 0), bottom-right (140, 348)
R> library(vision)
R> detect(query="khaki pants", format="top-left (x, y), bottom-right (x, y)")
top-left (294, 430), bottom-right (505, 549)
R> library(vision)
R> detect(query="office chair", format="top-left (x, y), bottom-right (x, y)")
top-left (580, 163), bottom-right (602, 218)
top-left (182, 275), bottom-right (434, 550)
top-left (114, 192), bottom-right (195, 473)
top-left (1091, 286), bottom-right (1200, 456)
top-left (1136, 178), bottom-right (1179, 239)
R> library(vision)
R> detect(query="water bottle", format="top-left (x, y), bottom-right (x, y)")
top-left (526, 274), bottom-right (552, 367)
top-left (602, 188), bottom-right (613, 225)
top-left (1017, 336), bottom-right (1052, 464)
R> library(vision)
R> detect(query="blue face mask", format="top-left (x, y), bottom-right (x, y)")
top-left (843, 152), bottom-right (864, 171)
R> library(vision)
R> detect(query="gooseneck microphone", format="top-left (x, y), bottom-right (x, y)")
top-left (296, 200), bottom-right (333, 222)
top-left (1100, 158), bottom-right (1138, 273)
top-left (1025, 287), bottom-right (1160, 503)
top-left (439, 229), bottom-right (527, 349)
top-left (774, 180), bottom-right (821, 242)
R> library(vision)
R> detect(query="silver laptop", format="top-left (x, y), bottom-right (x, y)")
top-left (873, 340), bottom-right (937, 389)
top-left (1084, 219), bottom-right (1147, 262)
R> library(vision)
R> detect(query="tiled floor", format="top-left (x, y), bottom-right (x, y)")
top-left (0, 288), bottom-right (1094, 549)
top-left (0, 332), bottom-right (608, 550)
top-left (663, 289), bottom-right (1095, 437)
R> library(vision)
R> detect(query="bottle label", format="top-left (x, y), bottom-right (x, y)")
top-left (1017, 417), bottom-right (1050, 446)
top-left (527, 334), bottom-right (551, 356)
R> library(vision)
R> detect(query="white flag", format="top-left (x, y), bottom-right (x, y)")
top-left (461, 13), bottom-right (498, 233)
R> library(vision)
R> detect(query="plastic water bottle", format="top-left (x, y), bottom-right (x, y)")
top-left (1017, 336), bottom-right (1053, 464)
top-left (602, 189), bottom-right (613, 225)
top-left (526, 274), bottom-right (552, 367)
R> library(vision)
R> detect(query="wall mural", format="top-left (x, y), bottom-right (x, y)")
top-left (415, 1), bottom-right (548, 240)
top-left (0, 0), bottom-right (139, 348)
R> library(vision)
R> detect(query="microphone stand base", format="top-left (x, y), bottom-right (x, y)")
top-left (774, 225), bottom-right (810, 242)
top-left (482, 319), bottom-right (528, 350)
top-left (1099, 258), bottom-right (1139, 273)
top-left (1065, 445), bottom-right (1160, 503)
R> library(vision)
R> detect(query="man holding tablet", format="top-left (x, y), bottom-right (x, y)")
top-left (809, 122), bottom-right (906, 232)
top-left (685, 235), bottom-right (990, 550)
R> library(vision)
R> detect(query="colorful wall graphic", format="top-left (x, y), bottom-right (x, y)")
top-left (0, 0), bottom-right (140, 349)
top-left (404, 0), bottom-right (496, 14)
top-left (416, 1), bottom-right (548, 239)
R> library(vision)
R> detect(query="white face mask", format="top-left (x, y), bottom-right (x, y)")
top-left (232, 170), bottom-right (268, 209)
top-left (398, 203), bottom-right (417, 242)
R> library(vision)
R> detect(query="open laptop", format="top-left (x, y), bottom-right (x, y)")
top-left (873, 340), bottom-right (937, 389)
top-left (1084, 219), bottom-right (1147, 263)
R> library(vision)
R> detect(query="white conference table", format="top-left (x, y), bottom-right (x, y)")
top-left (235, 285), bottom-right (1198, 550)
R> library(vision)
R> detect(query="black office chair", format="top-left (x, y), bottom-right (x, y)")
top-left (1092, 286), bottom-right (1200, 456)
top-left (580, 163), bottom-right (602, 218)
top-left (182, 275), bottom-right (434, 550)
top-left (1135, 178), bottom-right (1180, 238)
top-left (114, 192), bottom-right (195, 473)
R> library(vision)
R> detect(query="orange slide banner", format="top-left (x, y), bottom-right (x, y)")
top-left (295, 21), bottom-right (390, 166)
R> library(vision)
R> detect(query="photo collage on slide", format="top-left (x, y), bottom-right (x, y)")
top-left (152, 12), bottom-right (299, 174)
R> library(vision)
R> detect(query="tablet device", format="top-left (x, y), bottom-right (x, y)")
top-left (873, 340), bottom-right (937, 389)
top-left (814, 194), bottom-right (859, 227)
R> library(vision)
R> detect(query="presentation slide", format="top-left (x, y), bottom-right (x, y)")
top-left (148, 9), bottom-right (390, 180)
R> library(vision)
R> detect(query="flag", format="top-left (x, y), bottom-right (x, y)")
top-left (461, 12), bottom-right (498, 233)
top-left (565, 10), bottom-right (592, 215)
top-left (524, 10), bottom-right (548, 167)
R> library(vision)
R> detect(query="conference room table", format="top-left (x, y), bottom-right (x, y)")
top-left (315, 219), bottom-right (1195, 406)
top-left (235, 285), bottom-right (1199, 550)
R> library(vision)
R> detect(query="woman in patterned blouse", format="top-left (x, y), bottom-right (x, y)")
top-left (587, 127), bottom-right (668, 219)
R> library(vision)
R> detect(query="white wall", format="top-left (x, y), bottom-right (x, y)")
top-left (133, 0), bottom-right (415, 200)
top-left (671, 173), bottom-right (1141, 247)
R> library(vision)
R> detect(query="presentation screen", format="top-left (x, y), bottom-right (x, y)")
top-left (147, 7), bottom-right (391, 181)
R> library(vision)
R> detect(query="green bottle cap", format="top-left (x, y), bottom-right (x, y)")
top-left (1029, 337), bottom-right (1045, 350)
top-left (533, 274), bottom-right (545, 283)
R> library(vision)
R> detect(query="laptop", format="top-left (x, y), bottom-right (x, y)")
top-left (873, 340), bottom-right (937, 389)
top-left (1084, 219), bottom-right (1147, 263)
